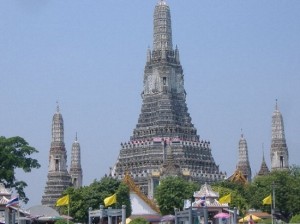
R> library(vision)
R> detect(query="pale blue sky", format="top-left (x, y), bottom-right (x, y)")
top-left (1, 0), bottom-right (299, 208)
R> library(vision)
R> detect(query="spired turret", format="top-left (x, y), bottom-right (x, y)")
top-left (113, 0), bottom-right (225, 198)
top-left (270, 100), bottom-right (289, 171)
top-left (70, 133), bottom-right (83, 188)
top-left (236, 132), bottom-right (252, 182)
top-left (41, 104), bottom-right (72, 208)
top-left (257, 149), bottom-right (270, 176)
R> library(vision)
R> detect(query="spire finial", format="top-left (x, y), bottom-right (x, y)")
top-left (158, 0), bottom-right (167, 5)
top-left (241, 128), bottom-right (243, 138)
top-left (262, 143), bottom-right (265, 161)
top-left (56, 101), bottom-right (60, 113)
top-left (275, 99), bottom-right (278, 110)
top-left (75, 132), bottom-right (78, 141)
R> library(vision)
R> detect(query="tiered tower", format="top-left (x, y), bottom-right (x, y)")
top-left (257, 150), bottom-right (270, 176)
top-left (41, 105), bottom-right (72, 207)
top-left (270, 100), bottom-right (289, 171)
top-left (236, 133), bottom-right (252, 182)
top-left (69, 133), bottom-right (83, 188)
top-left (112, 0), bottom-right (225, 197)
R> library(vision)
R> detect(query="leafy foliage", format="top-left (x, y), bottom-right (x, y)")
top-left (0, 136), bottom-right (40, 203)
top-left (130, 217), bottom-right (148, 224)
top-left (249, 170), bottom-right (300, 222)
top-left (116, 182), bottom-right (132, 217)
top-left (154, 176), bottom-right (198, 215)
top-left (290, 214), bottom-right (300, 223)
top-left (54, 220), bottom-right (74, 224)
top-left (62, 176), bottom-right (131, 223)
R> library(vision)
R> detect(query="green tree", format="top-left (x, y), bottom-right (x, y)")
top-left (116, 182), bottom-right (132, 217)
top-left (130, 217), bottom-right (148, 224)
top-left (154, 176), bottom-right (198, 215)
top-left (54, 220), bottom-right (74, 224)
top-left (289, 164), bottom-right (300, 178)
top-left (62, 176), bottom-right (131, 223)
top-left (290, 214), bottom-right (300, 223)
top-left (203, 169), bottom-right (300, 222)
top-left (0, 136), bottom-right (40, 203)
top-left (248, 170), bottom-right (300, 222)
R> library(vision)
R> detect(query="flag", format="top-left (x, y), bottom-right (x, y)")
top-left (104, 193), bottom-right (117, 207)
top-left (6, 196), bottom-right (19, 207)
top-left (262, 194), bottom-right (272, 205)
top-left (219, 193), bottom-right (231, 204)
top-left (56, 195), bottom-right (69, 206)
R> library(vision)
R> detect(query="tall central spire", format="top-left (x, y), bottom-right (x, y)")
top-left (136, 0), bottom-right (194, 141)
top-left (113, 1), bottom-right (225, 198)
top-left (153, 0), bottom-right (173, 51)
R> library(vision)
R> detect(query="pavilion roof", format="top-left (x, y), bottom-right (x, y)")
top-left (228, 169), bottom-right (248, 185)
top-left (193, 182), bottom-right (219, 198)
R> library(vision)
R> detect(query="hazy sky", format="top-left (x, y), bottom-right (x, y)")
top-left (1, 0), bottom-right (299, 208)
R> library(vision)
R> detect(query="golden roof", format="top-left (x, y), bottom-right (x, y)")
top-left (228, 169), bottom-right (248, 185)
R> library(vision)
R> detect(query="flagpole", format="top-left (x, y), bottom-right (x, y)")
top-left (67, 203), bottom-right (70, 224)
top-left (67, 195), bottom-right (70, 224)
top-left (272, 182), bottom-right (276, 224)
top-left (17, 205), bottom-right (20, 224)
top-left (17, 195), bottom-right (20, 224)
top-left (271, 203), bottom-right (273, 224)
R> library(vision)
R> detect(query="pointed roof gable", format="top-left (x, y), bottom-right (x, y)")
top-left (123, 173), bottom-right (160, 214)
top-left (228, 169), bottom-right (248, 185)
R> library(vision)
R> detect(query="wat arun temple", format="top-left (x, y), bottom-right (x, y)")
top-left (111, 0), bottom-right (226, 198)
top-left (40, 0), bottom-right (290, 206)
